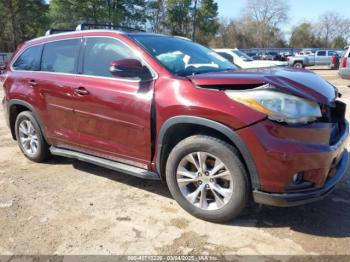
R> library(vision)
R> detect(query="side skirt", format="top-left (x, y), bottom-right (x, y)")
top-left (50, 146), bottom-right (160, 180)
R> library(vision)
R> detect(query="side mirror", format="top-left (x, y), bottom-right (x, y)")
top-left (109, 59), bottom-right (151, 80)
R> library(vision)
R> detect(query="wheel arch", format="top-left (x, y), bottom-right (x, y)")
top-left (156, 116), bottom-right (260, 190)
top-left (8, 99), bottom-right (48, 142)
top-left (293, 60), bottom-right (304, 65)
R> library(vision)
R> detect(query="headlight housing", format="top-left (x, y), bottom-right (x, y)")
top-left (225, 85), bottom-right (322, 124)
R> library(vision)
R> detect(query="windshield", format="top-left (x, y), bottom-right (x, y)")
top-left (131, 35), bottom-right (237, 76)
top-left (231, 49), bottom-right (253, 61)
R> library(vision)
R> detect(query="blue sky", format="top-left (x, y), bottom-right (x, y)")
top-left (218, 0), bottom-right (350, 34)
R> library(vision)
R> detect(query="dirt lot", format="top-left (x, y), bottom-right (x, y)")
top-left (0, 69), bottom-right (350, 256)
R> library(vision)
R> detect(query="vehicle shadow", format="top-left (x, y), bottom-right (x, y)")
top-left (70, 158), bottom-right (173, 199)
top-left (46, 156), bottom-right (350, 238)
top-left (232, 172), bottom-right (350, 238)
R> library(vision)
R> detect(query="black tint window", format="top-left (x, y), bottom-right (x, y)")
top-left (41, 39), bottom-right (80, 73)
top-left (218, 52), bottom-right (234, 62)
top-left (83, 37), bottom-right (137, 78)
top-left (13, 45), bottom-right (42, 71)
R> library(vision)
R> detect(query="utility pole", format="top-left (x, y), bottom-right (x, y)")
top-left (192, 0), bottom-right (198, 41)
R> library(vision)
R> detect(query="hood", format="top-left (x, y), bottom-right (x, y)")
top-left (188, 67), bottom-right (337, 105)
top-left (245, 60), bottom-right (287, 68)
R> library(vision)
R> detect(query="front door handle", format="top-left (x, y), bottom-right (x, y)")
top-left (74, 87), bottom-right (89, 96)
top-left (28, 79), bottom-right (37, 87)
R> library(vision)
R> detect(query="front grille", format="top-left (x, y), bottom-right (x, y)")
top-left (320, 100), bottom-right (346, 145)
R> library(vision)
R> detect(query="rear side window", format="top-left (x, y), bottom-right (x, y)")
top-left (41, 39), bottom-right (81, 74)
top-left (82, 37), bottom-right (138, 78)
top-left (12, 45), bottom-right (42, 71)
top-left (328, 51), bottom-right (335, 56)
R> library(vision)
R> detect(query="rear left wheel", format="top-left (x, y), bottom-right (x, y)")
top-left (15, 111), bottom-right (50, 163)
top-left (165, 135), bottom-right (249, 222)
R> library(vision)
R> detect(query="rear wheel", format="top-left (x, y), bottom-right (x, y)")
top-left (15, 111), bottom-right (50, 162)
top-left (165, 135), bottom-right (249, 222)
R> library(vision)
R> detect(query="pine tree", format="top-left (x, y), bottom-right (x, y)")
top-left (165, 0), bottom-right (192, 37)
top-left (193, 0), bottom-right (219, 44)
top-left (0, 0), bottom-right (48, 51)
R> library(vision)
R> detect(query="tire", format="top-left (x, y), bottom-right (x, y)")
top-left (293, 62), bottom-right (304, 68)
top-left (15, 111), bottom-right (50, 163)
top-left (165, 135), bottom-right (249, 223)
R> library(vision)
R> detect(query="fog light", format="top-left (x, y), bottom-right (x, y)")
top-left (292, 172), bottom-right (304, 184)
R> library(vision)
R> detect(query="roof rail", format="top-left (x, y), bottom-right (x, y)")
top-left (75, 23), bottom-right (146, 32)
top-left (45, 29), bottom-right (75, 36)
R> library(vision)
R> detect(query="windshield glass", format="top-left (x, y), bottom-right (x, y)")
top-left (231, 49), bottom-right (253, 61)
top-left (131, 35), bottom-right (237, 76)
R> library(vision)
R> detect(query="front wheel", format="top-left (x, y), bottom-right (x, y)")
top-left (293, 62), bottom-right (304, 68)
top-left (165, 135), bottom-right (249, 222)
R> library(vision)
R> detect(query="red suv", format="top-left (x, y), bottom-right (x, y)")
top-left (2, 24), bottom-right (349, 222)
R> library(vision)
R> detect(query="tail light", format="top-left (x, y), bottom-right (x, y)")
top-left (341, 57), bottom-right (347, 68)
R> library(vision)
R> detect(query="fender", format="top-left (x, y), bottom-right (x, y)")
top-left (7, 99), bottom-right (49, 142)
top-left (156, 115), bottom-right (260, 190)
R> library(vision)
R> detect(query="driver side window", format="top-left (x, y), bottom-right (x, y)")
top-left (82, 37), bottom-right (138, 78)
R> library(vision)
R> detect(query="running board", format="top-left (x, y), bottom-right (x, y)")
top-left (49, 146), bottom-right (160, 180)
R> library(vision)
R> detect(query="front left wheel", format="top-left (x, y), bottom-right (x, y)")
top-left (165, 135), bottom-right (249, 222)
top-left (15, 111), bottom-right (50, 163)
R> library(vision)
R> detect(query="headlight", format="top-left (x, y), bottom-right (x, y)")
top-left (225, 86), bottom-right (321, 124)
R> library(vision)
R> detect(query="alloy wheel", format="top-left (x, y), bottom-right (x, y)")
top-left (18, 119), bottom-right (39, 156)
top-left (176, 152), bottom-right (234, 210)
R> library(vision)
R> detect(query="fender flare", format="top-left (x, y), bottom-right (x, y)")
top-left (156, 116), bottom-right (260, 190)
top-left (8, 99), bottom-right (48, 141)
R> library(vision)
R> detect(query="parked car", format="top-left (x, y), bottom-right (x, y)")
top-left (215, 48), bottom-right (288, 69)
top-left (339, 47), bottom-right (350, 80)
top-left (0, 53), bottom-right (12, 80)
top-left (280, 52), bottom-right (294, 61)
top-left (0, 53), bottom-right (7, 66)
top-left (245, 52), bottom-right (260, 60)
top-left (330, 51), bottom-right (344, 70)
top-left (261, 51), bottom-right (283, 61)
top-left (2, 24), bottom-right (349, 222)
top-left (288, 50), bottom-right (338, 68)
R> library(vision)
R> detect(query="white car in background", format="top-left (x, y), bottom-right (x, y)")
top-left (214, 48), bottom-right (288, 69)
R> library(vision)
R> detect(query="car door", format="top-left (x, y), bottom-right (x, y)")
top-left (71, 36), bottom-right (155, 168)
top-left (315, 50), bottom-right (328, 65)
top-left (37, 38), bottom-right (83, 144)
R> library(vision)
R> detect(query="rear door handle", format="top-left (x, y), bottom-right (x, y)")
top-left (74, 87), bottom-right (89, 96)
top-left (28, 79), bottom-right (37, 87)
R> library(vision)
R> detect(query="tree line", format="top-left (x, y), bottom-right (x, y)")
top-left (211, 0), bottom-right (350, 49)
top-left (0, 0), bottom-right (219, 52)
top-left (0, 0), bottom-right (349, 52)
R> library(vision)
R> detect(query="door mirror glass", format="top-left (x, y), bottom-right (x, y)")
top-left (109, 59), bottom-right (152, 80)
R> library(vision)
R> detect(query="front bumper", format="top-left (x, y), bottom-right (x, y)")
top-left (252, 149), bottom-right (349, 207)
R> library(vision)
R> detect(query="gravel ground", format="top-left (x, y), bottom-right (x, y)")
top-left (0, 69), bottom-right (350, 256)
